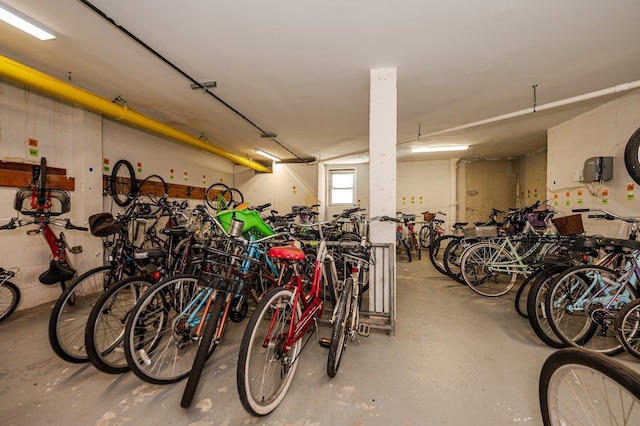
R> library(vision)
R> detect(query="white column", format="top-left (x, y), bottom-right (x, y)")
top-left (368, 67), bottom-right (397, 317)
top-left (369, 67), bottom-right (397, 243)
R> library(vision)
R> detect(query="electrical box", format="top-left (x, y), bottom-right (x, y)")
top-left (583, 156), bottom-right (613, 182)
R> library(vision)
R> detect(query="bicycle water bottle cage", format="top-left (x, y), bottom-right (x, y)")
top-left (39, 260), bottom-right (75, 285)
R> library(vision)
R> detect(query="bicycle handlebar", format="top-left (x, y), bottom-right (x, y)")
top-left (572, 208), bottom-right (640, 223)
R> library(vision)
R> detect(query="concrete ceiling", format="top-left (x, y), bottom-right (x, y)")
top-left (1, 0), bottom-right (640, 166)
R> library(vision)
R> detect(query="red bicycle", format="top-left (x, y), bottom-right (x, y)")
top-left (0, 157), bottom-right (87, 292)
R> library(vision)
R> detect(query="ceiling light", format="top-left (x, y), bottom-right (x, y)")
top-left (255, 149), bottom-right (280, 162)
top-left (0, 2), bottom-right (55, 41)
top-left (411, 145), bottom-right (469, 153)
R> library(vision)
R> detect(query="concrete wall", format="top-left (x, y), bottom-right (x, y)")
top-left (547, 89), bottom-right (640, 237)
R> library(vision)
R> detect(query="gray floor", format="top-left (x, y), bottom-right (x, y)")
top-left (3, 258), bottom-right (640, 425)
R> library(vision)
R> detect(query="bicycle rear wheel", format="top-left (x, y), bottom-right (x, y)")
top-left (204, 183), bottom-right (232, 211)
top-left (539, 348), bottom-right (640, 425)
top-left (48, 265), bottom-right (118, 363)
top-left (546, 265), bottom-right (635, 356)
top-left (328, 277), bottom-right (353, 378)
top-left (124, 274), bottom-right (210, 384)
top-left (85, 275), bottom-right (153, 374)
top-left (615, 298), bottom-right (640, 360)
top-left (0, 281), bottom-right (20, 322)
top-left (237, 287), bottom-right (302, 416)
top-left (460, 242), bottom-right (518, 297)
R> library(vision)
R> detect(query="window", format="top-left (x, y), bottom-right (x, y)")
top-left (329, 169), bottom-right (355, 205)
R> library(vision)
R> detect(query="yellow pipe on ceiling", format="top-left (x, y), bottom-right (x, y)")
top-left (0, 54), bottom-right (272, 173)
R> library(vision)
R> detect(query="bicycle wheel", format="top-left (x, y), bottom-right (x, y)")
top-left (539, 348), bottom-right (640, 426)
top-left (124, 274), bottom-right (210, 384)
top-left (85, 275), bottom-right (153, 374)
top-left (328, 277), bottom-right (353, 378)
top-left (419, 226), bottom-right (434, 250)
top-left (137, 174), bottom-right (168, 198)
top-left (615, 298), bottom-right (640, 360)
top-left (624, 125), bottom-right (640, 186)
top-left (229, 187), bottom-right (244, 208)
top-left (180, 293), bottom-right (226, 408)
top-left (429, 235), bottom-right (459, 277)
top-left (0, 281), bottom-right (20, 322)
top-left (204, 183), bottom-right (232, 211)
top-left (237, 286), bottom-right (302, 416)
top-left (110, 159), bottom-right (136, 207)
top-left (443, 237), bottom-right (468, 284)
top-left (546, 265), bottom-right (636, 356)
top-left (412, 233), bottom-right (422, 260)
top-left (48, 265), bottom-right (118, 363)
top-left (460, 241), bottom-right (518, 297)
top-left (526, 265), bottom-right (570, 349)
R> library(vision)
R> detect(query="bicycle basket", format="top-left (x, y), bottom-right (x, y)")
top-left (14, 186), bottom-right (71, 216)
top-left (552, 214), bottom-right (584, 236)
top-left (198, 245), bottom-right (260, 291)
top-left (423, 212), bottom-right (436, 221)
top-left (88, 212), bottom-right (123, 237)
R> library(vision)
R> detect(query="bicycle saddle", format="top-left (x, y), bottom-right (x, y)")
top-left (268, 244), bottom-right (306, 261)
top-left (134, 248), bottom-right (167, 259)
top-left (343, 246), bottom-right (370, 262)
top-left (39, 260), bottom-right (75, 285)
top-left (160, 226), bottom-right (188, 237)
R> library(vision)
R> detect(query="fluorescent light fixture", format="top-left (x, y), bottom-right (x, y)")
top-left (0, 1), bottom-right (55, 41)
top-left (254, 149), bottom-right (280, 162)
top-left (411, 145), bottom-right (469, 153)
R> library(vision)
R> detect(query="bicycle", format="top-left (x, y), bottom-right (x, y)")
top-left (395, 212), bottom-right (412, 262)
top-left (0, 157), bottom-right (88, 294)
top-left (204, 183), bottom-right (244, 211)
top-left (539, 347), bottom-right (640, 425)
top-left (398, 212), bottom-right (421, 260)
top-left (236, 213), bottom-right (356, 416)
top-left (327, 215), bottom-right (398, 378)
top-left (545, 237), bottom-right (640, 355)
top-left (418, 211), bottom-right (445, 250)
top-left (0, 267), bottom-right (20, 322)
top-left (47, 197), bottom-right (176, 363)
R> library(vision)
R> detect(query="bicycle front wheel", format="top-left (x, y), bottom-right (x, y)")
top-left (0, 281), bottom-right (20, 322)
top-left (110, 159), bottom-right (136, 207)
top-left (237, 287), bottom-right (302, 416)
top-left (428, 235), bottom-right (458, 277)
top-left (526, 265), bottom-right (570, 349)
top-left (328, 277), bottom-right (353, 378)
top-left (123, 274), bottom-right (209, 384)
top-left (48, 265), bottom-right (118, 363)
top-left (539, 348), bottom-right (640, 425)
top-left (460, 242), bottom-right (518, 297)
top-left (85, 275), bottom-right (153, 374)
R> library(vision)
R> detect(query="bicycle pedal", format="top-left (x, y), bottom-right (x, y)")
top-left (318, 337), bottom-right (331, 348)
top-left (70, 245), bottom-right (83, 254)
top-left (357, 323), bottom-right (370, 337)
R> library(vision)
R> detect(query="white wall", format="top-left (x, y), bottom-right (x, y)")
top-left (397, 160), bottom-right (451, 229)
top-left (0, 80), bottom-right (236, 310)
top-left (547, 89), bottom-right (640, 237)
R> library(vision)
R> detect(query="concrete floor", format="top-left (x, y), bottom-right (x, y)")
top-left (3, 257), bottom-right (640, 425)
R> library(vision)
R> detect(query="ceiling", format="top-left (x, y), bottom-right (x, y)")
top-left (1, 1), bottom-right (640, 166)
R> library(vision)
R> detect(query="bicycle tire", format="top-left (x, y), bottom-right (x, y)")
top-left (327, 277), bottom-right (353, 378)
top-left (428, 235), bottom-right (459, 277)
top-left (229, 187), bottom-right (244, 208)
top-left (85, 275), bottom-right (153, 374)
top-left (514, 273), bottom-right (534, 318)
top-left (110, 159), bottom-right (136, 207)
top-left (402, 238), bottom-right (412, 262)
top-left (48, 265), bottom-right (118, 363)
top-left (419, 226), bottom-right (434, 250)
top-left (443, 237), bottom-right (467, 284)
top-left (539, 347), bottom-right (640, 426)
top-left (204, 183), bottom-right (232, 211)
top-left (624, 126), bottom-right (640, 186)
top-left (137, 174), bottom-right (168, 198)
top-left (180, 293), bottom-right (226, 408)
top-left (0, 281), bottom-right (20, 322)
top-left (526, 265), bottom-right (570, 349)
top-left (123, 274), bottom-right (210, 384)
top-left (545, 264), bottom-right (637, 355)
top-left (614, 298), bottom-right (640, 360)
top-left (237, 286), bottom-right (302, 416)
top-left (460, 242), bottom-right (518, 297)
